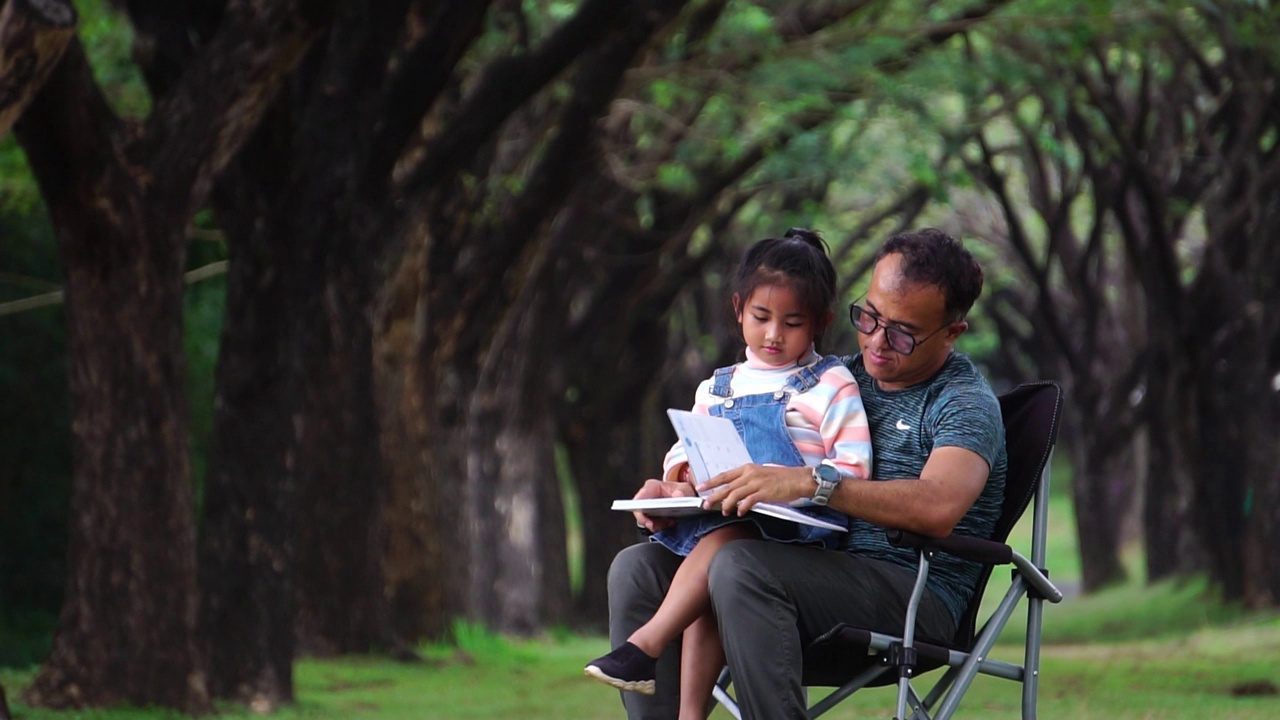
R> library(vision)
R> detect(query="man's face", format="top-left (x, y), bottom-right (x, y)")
top-left (855, 253), bottom-right (966, 390)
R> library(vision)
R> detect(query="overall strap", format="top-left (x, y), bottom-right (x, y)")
top-left (786, 355), bottom-right (842, 394)
top-left (709, 365), bottom-right (736, 397)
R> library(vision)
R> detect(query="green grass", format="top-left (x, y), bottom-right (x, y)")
top-left (5, 595), bottom-right (1278, 720)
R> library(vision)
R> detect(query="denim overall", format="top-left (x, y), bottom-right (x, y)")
top-left (653, 355), bottom-right (851, 556)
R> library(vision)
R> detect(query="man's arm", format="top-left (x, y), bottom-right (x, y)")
top-left (698, 446), bottom-right (989, 538)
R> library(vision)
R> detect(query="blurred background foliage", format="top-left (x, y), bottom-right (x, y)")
top-left (0, 0), bottom-right (1278, 713)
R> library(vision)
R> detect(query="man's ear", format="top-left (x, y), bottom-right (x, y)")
top-left (946, 320), bottom-right (969, 341)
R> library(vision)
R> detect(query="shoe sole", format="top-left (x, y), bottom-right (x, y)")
top-left (584, 665), bottom-right (656, 695)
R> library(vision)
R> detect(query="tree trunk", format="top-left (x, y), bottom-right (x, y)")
top-left (1066, 430), bottom-right (1130, 591)
top-left (375, 235), bottom-right (453, 641)
top-left (14, 43), bottom-right (208, 715)
top-left (1243, 375), bottom-right (1280, 605)
top-left (1142, 340), bottom-right (1207, 581)
top-left (463, 284), bottom-right (571, 633)
top-left (1187, 148), bottom-right (1280, 603)
top-left (198, 122), bottom-right (299, 705)
top-left (568, 411), bottom-right (662, 626)
top-left (292, 256), bottom-right (389, 653)
top-left (205, 4), bottom-right (398, 656)
top-left (1188, 347), bottom-right (1249, 599)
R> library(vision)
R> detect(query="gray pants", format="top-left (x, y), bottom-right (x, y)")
top-left (607, 539), bottom-right (956, 720)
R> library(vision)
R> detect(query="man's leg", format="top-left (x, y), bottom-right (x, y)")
top-left (707, 540), bottom-right (954, 720)
top-left (608, 542), bottom-right (683, 720)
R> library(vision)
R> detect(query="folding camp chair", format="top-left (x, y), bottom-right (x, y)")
top-left (711, 381), bottom-right (1065, 720)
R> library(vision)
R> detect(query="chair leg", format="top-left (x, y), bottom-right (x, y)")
top-left (894, 552), bottom-right (932, 720)
top-left (710, 667), bottom-right (743, 720)
top-left (896, 678), bottom-right (931, 720)
top-left (1022, 595), bottom-right (1045, 719)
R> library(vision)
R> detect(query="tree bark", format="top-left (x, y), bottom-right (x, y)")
top-left (1187, 65), bottom-right (1280, 602)
top-left (415, 0), bottom-right (692, 632)
top-left (199, 112), bottom-right (298, 705)
top-left (13, 1), bottom-right (322, 709)
top-left (1065, 424), bottom-right (1130, 590)
top-left (464, 293), bottom-right (570, 631)
top-left (278, 4), bottom-right (400, 652)
top-left (961, 125), bottom-right (1140, 592)
top-left (375, 236), bottom-right (454, 641)
top-left (14, 42), bottom-right (208, 713)
top-left (291, 258), bottom-right (390, 653)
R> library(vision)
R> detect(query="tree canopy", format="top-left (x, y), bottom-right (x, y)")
top-left (0, 0), bottom-right (1277, 713)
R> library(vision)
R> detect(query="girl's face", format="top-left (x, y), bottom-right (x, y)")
top-left (733, 283), bottom-right (821, 368)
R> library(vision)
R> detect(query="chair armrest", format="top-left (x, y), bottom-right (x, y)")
top-left (886, 529), bottom-right (1063, 603)
top-left (885, 529), bottom-right (1013, 565)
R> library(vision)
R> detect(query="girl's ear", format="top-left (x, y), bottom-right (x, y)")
top-left (814, 308), bottom-right (835, 346)
top-left (732, 293), bottom-right (742, 321)
top-left (821, 309), bottom-right (835, 333)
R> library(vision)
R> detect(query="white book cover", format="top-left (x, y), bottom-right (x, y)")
top-left (610, 410), bottom-right (845, 533)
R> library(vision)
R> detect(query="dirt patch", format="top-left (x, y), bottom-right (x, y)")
top-left (1229, 680), bottom-right (1278, 697)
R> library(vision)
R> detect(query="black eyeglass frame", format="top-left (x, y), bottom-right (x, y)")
top-left (848, 303), bottom-right (952, 356)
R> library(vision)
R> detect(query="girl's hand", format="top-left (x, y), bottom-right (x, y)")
top-left (698, 464), bottom-right (812, 515)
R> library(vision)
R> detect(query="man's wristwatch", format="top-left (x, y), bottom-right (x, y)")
top-left (811, 460), bottom-right (842, 506)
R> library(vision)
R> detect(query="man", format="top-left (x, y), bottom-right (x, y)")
top-left (607, 228), bottom-right (1007, 719)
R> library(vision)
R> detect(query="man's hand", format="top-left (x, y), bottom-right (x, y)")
top-left (698, 464), bottom-right (813, 515)
top-left (631, 478), bottom-right (698, 533)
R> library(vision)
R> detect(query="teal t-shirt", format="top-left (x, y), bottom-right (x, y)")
top-left (843, 352), bottom-right (1007, 623)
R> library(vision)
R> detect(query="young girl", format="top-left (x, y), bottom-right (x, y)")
top-left (585, 228), bottom-right (872, 718)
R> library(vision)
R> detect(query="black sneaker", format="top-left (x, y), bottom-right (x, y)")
top-left (584, 642), bottom-right (657, 695)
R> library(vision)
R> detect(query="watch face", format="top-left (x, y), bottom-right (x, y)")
top-left (816, 463), bottom-right (841, 484)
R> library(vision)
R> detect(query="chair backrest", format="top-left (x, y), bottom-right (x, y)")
top-left (950, 381), bottom-right (1063, 650)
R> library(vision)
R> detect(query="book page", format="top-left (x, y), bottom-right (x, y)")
top-left (665, 409), bottom-right (753, 488)
top-left (610, 497), bottom-right (712, 517)
top-left (609, 409), bottom-right (846, 532)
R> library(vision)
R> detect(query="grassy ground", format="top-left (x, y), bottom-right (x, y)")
top-left (4, 468), bottom-right (1279, 718)
top-left (9, 598), bottom-right (1276, 720)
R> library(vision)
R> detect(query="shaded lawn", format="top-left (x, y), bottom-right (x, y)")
top-left (5, 479), bottom-right (1278, 719)
top-left (298, 612), bottom-right (1280, 720)
top-left (5, 608), bottom-right (1278, 720)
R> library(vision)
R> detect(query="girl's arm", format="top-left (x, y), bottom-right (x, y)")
top-left (815, 367), bottom-right (873, 479)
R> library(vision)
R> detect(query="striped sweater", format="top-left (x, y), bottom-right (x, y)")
top-left (662, 347), bottom-right (873, 482)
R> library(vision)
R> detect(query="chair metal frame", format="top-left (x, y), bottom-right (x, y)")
top-left (711, 381), bottom-right (1065, 720)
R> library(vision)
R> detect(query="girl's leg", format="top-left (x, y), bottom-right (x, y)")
top-left (627, 523), bottom-right (753, 657)
top-left (586, 523), bottom-right (753, 694)
top-left (677, 611), bottom-right (725, 720)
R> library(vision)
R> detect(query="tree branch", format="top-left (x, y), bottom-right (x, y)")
top-left (0, 0), bottom-right (76, 139)
top-left (13, 38), bottom-right (124, 212)
top-left (397, 0), bottom-right (630, 198)
top-left (966, 130), bottom-right (1085, 380)
top-left (137, 0), bottom-right (329, 220)
top-left (363, 0), bottom-right (494, 186)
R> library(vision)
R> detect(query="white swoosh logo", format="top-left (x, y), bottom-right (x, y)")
top-left (895, 419), bottom-right (910, 431)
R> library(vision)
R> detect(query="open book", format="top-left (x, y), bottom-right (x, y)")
top-left (611, 409), bottom-right (846, 532)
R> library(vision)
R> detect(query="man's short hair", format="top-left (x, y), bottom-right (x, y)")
top-left (877, 228), bottom-right (984, 321)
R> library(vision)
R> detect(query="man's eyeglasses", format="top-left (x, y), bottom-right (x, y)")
top-left (848, 303), bottom-right (950, 356)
